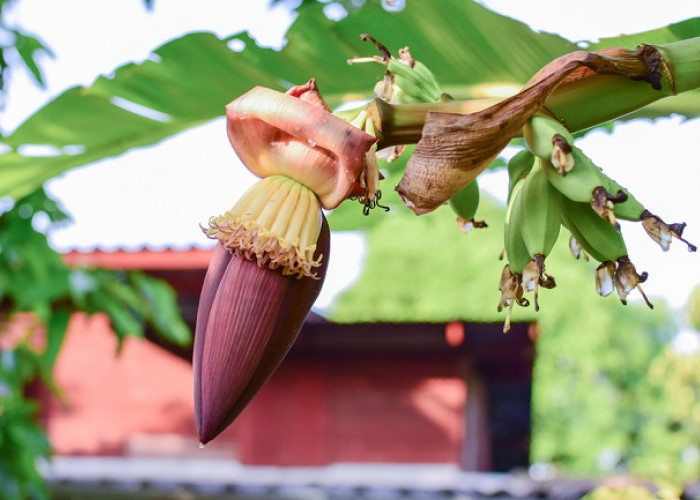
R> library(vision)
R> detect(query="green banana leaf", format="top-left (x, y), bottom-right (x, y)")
top-left (2, 0), bottom-right (700, 201)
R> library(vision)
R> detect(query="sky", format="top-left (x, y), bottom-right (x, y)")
top-left (4, 0), bottom-right (700, 314)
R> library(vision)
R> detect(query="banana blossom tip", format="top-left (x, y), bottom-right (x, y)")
top-left (194, 217), bottom-right (330, 444)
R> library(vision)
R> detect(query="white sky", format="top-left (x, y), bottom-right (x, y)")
top-left (4, 0), bottom-right (700, 313)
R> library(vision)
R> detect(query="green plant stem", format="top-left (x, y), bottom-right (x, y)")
top-left (368, 97), bottom-right (500, 148)
top-left (656, 37), bottom-right (700, 94)
top-left (371, 37), bottom-right (700, 148)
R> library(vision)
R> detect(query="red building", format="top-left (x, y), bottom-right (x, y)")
top-left (44, 248), bottom-right (535, 472)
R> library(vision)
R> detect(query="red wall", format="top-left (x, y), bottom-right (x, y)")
top-left (42, 313), bottom-right (198, 457)
top-left (41, 314), bottom-right (469, 465)
top-left (235, 356), bottom-right (466, 465)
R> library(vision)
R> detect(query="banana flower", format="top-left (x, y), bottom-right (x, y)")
top-left (194, 81), bottom-right (375, 443)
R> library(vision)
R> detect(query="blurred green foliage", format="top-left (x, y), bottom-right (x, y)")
top-left (630, 347), bottom-right (700, 486)
top-left (0, 0), bottom-right (52, 112)
top-left (532, 282), bottom-right (674, 475)
top-left (0, 344), bottom-right (51, 499)
top-left (0, 1), bottom-right (191, 495)
top-left (582, 485), bottom-right (657, 500)
top-left (0, 188), bottom-right (192, 499)
top-left (687, 285), bottom-right (700, 332)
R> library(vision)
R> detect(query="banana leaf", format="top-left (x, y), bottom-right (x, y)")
top-left (1, 0), bottom-right (699, 200)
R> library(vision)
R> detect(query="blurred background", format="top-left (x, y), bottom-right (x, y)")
top-left (2, 0), bottom-right (700, 499)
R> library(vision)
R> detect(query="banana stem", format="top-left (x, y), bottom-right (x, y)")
top-left (655, 37), bottom-right (700, 94)
top-left (368, 97), bottom-right (500, 148)
top-left (370, 37), bottom-right (700, 148)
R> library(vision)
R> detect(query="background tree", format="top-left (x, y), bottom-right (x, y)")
top-left (0, 3), bottom-right (189, 498)
top-left (687, 286), bottom-right (700, 332)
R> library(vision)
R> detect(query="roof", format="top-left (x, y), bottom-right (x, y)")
top-left (63, 247), bottom-right (212, 270)
top-left (60, 232), bottom-right (367, 316)
top-left (45, 457), bottom-right (603, 500)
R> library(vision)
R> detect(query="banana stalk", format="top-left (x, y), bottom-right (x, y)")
top-left (363, 38), bottom-right (700, 213)
top-left (370, 38), bottom-right (700, 147)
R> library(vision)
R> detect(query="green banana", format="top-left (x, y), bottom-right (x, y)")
top-left (560, 195), bottom-right (628, 263)
top-left (387, 58), bottom-right (442, 101)
top-left (543, 144), bottom-right (641, 226)
top-left (507, 149), bottom-right (535, 201)
top-left (517, 159), bottom-right (561, 311)
top-left (393, 74), bottom-right (432, 104)
top-left (503, 179), bottom-right (532, 274)
top-left (394, 86), bottom-right (426, 104)
top-left (349, 36), bottom-right (443, 104)
top-left (409, 60), bottom-right (443, 96)
top-left (519, 159), bottom-right (562, 258)
top-left (387, 59), bottom-right (442, 103)
top-left (523, 113), bottom-right (575, 162)
top-left (542, 149), bottom-right (605, 203)
top-left (449, 178), bottom-right (487, 232)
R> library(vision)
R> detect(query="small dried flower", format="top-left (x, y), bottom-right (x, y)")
top-left (457, 217), bottom-right (475, 234)
top-left (498, 264), bottom-right (530, 333)
top-left (614, 256), bottom-right (653, 309)
top-left (591, 186), bottom-right (626, 228)
top-left (641, 210), bottom-right (697, 253)
top-left (595, 261), bottom-right (616, 297)
top-left (521, 259), bottom-right (539, 294)
top-left (520, 255), bottom-right (556, 312)
top-left (569, 234), bottom-right (589, 261)
top-left (551, 134), bottom-right (574, 175)
top-left (456, 217), bottom-right (487, 234)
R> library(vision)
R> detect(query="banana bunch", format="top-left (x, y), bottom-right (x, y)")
top-left (349, 35), bottom-right (446, 105)
top-left (383, 48), bottom-right (443, 104)
top-left (347, 38), bottom-right (696, 330)
top-left (496, 112), bottom-right (698, 324)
